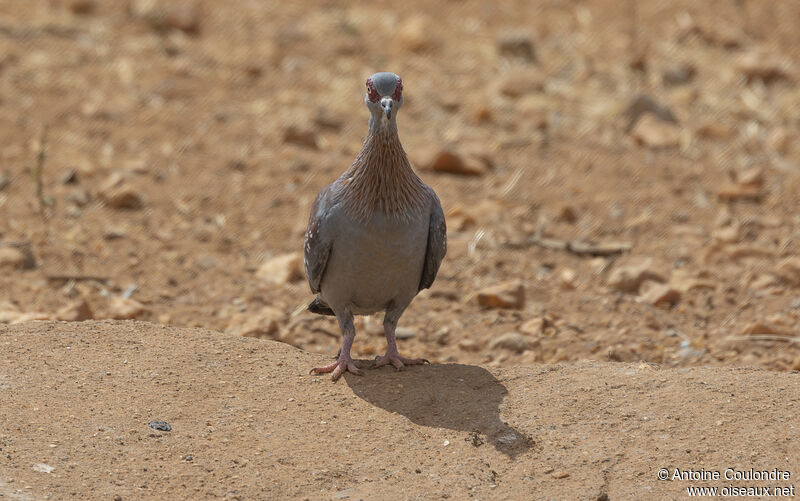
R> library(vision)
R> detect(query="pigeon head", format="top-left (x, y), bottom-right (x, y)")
top-left (365, 72), bottom-right (403, 121)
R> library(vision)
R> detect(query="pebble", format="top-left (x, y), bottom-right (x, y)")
top-left (225, 306), bottom-right (283, 339)
top-left (458, 339), bottom-right (480, 352)
top-left (639, 282), bottom-right (681, 307)
top-left (497, 69), bottom-right (544, 98)
top-left (735, 166), bottom-right (764, 188)
top-left (132, 0), bottom-right (200, 34)
top-left (488, 332), bottom-right (531, 353)
top-left (735, 49), bottom-right (789, 83)
top-left (395, 327), bottom-right (416, 340)
top-left (775, 257), bottom-right (800, 287)
top-left (716, 184), bottom-right (762, 202)
top-left (551, 471), bottom-right (570, 479)
top-left (109, 297), bottom-right (146, 320)
top-left (519, 317), bottom-right (544, 336)
top-left (662, 64), bottom-right (695, 86)
top-left (630, 114), bottom-right (682, 148)
top-left (426, 150), bottom-right (486, 176)
top-left (476, 281), bottom-right (525, 309)
top-left (497, 31), bottom-right (536, 62)
top-left (148, 421), bottom-right (171, 432)
top-left (32, 463), bottom-right (54, 473)
top-left (282, 125), bottom-right (319, 149)
top-left (742, 322), bottom-right (790, 336)
top-left (99, 182), bottom-right (144, 210)
top-left (624, 95), bottom-right (677, 130)
top-left (67, 187), bottom-right (91, 207)
top-left (66, 0), bottom-right (95, 14)
top-left (0, 247), bottom-right (27, 269)
top-left (56, 299), bottom-right (93, 321)
top-left (607, 258), bottom-right (666, 293)
top-left (559, 268), bottom-right (577, 289)
top-left (256, 252), bottom-right (304, 285)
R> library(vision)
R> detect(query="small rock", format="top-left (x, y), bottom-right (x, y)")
top-left (132, 0), bottom-right (200, 35)
top-left (59, 168), bottom-right (79, 184)
top-left (225, 306), bottom-right (283, 339)
top-left (56, 300), bottom-right (93, 321)
top-left (735, 49), bottom-right (789, 83)
top-left (631, 114), bottom-right (682, 148)
top-left (148, 420), bottom-right (171, 432)
top-left (497, 30), bottom-right (536, 62)
top-left (33, 463), bottom-right (55, 473)
top-left (735, 166), bottom-right (764, 188)
top-left (624, 95), bottom-right (677, 130)
top-left (458, 339), bottom-right (480, 352)
top-left (0, 171), bottom-right (9, 191)
top-left (639, 282), bottom-right (681, 307)
top-left (66, 0), bottom-right (95, 14)
top-left (742, 322), bottom-right (790, 336)
top-left (0, 247), bottom-right (27, 269)
top-left (394, 16), bottom-right (434, 52)
top-left (557, 205), bottom-right (578, 223)
top-left (67, 187), bottom-right (91, 207)
top-left (716, 184), bottom-right (762, 202)
top-left (749, 273), bottom-right (778, 290)
top-left (488, 332), bottom-right (531, 353)
top-left (775, 257), bottom-right (800, 287)
top-left (519, 317), bottom-right (544, 336)
top-left (256, 252), bottom-right (304, 285)
top-left (395, 327), bottom-right (416, 340)
top-left (497, 69), bottom-right (544, 98)
top-left (712, 225), bottom-right (739, 243)
top-left (662, 64), bottom-right (695, 86)
top-left (99, 177), bottom-right (144, 209)
top-left (607, 258), bottom-right (666, 293)
top-left (559, 268), bottom-right (577, 289)
top-left (551, 471), bottom-right (570, 479)
top-left (109, 297), bottom-right (146, 320)
top-left (476, 281), bottom-right (525, 309)
top-left (426, 150), bottom-right (487, 176)
top-left (334, 488), bottom-right (356, 499)
top-left (282, 125), bottom-right (319, 149)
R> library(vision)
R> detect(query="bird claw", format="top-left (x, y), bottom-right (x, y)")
top-left (311, 358), bottom-right (363, 382)
top-left (374, 354), bottom-right (429, 371)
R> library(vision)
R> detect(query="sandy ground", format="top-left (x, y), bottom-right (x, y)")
top-left (1, 321), bottom-right (798, 500)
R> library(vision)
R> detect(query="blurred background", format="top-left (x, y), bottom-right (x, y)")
top-left (1, 0), bottom-right (799, 371)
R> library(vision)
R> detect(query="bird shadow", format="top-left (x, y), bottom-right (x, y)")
top-left (345, 362), bottom-right (532, 458)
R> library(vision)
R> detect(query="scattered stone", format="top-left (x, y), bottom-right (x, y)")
top-left (624, 95), bottom-right (677, 130)
top-left (559, 268), bottom-right (577, 289)
top-left (282, 125), bottom-right (319, 149)
top-left (56, 300), bottom-right (93, 321)
top-left (0, 247), bottom-right (27, 269)
top-left (497, 69), bottom-right (544, 98)
top-left (735, 49), bottom-right (790, 83)
top-left (639, 282), bottom-right (681, 307)
top-left (67, 187), bottom-right (91, 207)
top-left (735, 166), bottom-right (764, 188)
top-left (66, 0), bottom-right (95, 14)
top-left (695, 122), bottom-right (734, 141)
top-left (148, 420), bottom-right (172, 432)
top-left (712, 225), bottom-right (739, 243)
top-left (607, 258), bottom-right (666, 293)
top-left (476, 281), bottom-right (525, 309)
top-left (225, 306), bottom-right (283, 338)
top-left (742, 322), bottom-right (790, 336)
top-left (33, 463), bottom-right (55, 473)
top-left (556, 205), bottom-right (578, 223)
top-left (109, 297), bottom-right (146, 320)
top-left (425, 150), bottom-right (487, 176)
top-left (662, 64), bottom-right (696, 86)
top-left (256, 252), bottom-right (304, 285)
top-left (99, 176), bottom-right (144, 209)
top-left (519, 317), bottom-right (544, 336)
top-left (132, 0), bottom-right (200, 35)
top-left (59, 168), bottom-right (79, 184)
top-left (551, 471), bottom-right (570, 479)
top-left (631, 114), bottom-right (682, 148)
top-left (497, 30), bottom-right (536, 62)
top-left (750, 273), bottom-right (778, 290)
top-left (458, 339), bottom-right (480, 352)
top-left (716, 184), bottom-right (762, 202)
top-left (394, 16), bottom-right (434, 52)
top-left (489, 332), bottom-right (531, 353)
top-left (775, 257), bottom-right (800, 287)
top-left (395, 327), bottom-right (416, 340)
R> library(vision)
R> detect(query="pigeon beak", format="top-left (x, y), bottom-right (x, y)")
top-left (381, 97), bottom-right (393, 120)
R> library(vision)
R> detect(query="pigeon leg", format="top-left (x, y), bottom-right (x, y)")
top-left (375, 314), bottom-right (429, 370)
top-left (311, 312), bottom-right (363, 381)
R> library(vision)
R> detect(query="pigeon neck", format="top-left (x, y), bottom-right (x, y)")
top-left (340, 119), bottom-right (428, 221)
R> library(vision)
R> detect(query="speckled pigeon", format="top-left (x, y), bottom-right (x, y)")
top-left (304, 72), bottom-right (447, 381)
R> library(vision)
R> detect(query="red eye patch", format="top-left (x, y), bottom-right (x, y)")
top-left (392, 76), bottom-right (403, 101)
top-left (366, 78), bottom-right (380, 103)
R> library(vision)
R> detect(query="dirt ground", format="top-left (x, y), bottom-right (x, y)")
top-left (1, 321), bottom-right (798, 500)
top-left (1, 0), bottom-right (800, 497)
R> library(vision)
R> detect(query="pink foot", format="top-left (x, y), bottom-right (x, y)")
top-left (374, 353), bottom-right (429, 371)
top-left (311, 357), bottom-right (363, 382)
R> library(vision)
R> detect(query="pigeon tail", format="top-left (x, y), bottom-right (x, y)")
top-left (308, 296), bottom-right (335, 316)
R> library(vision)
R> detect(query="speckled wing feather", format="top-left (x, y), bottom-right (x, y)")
top-left (419, 191), bottom-right (447, 291)
top-left (304, 184), bottom-right (335, 294)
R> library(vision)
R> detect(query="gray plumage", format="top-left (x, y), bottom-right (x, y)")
top-left (304, 72), bottom-right (447, 381)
